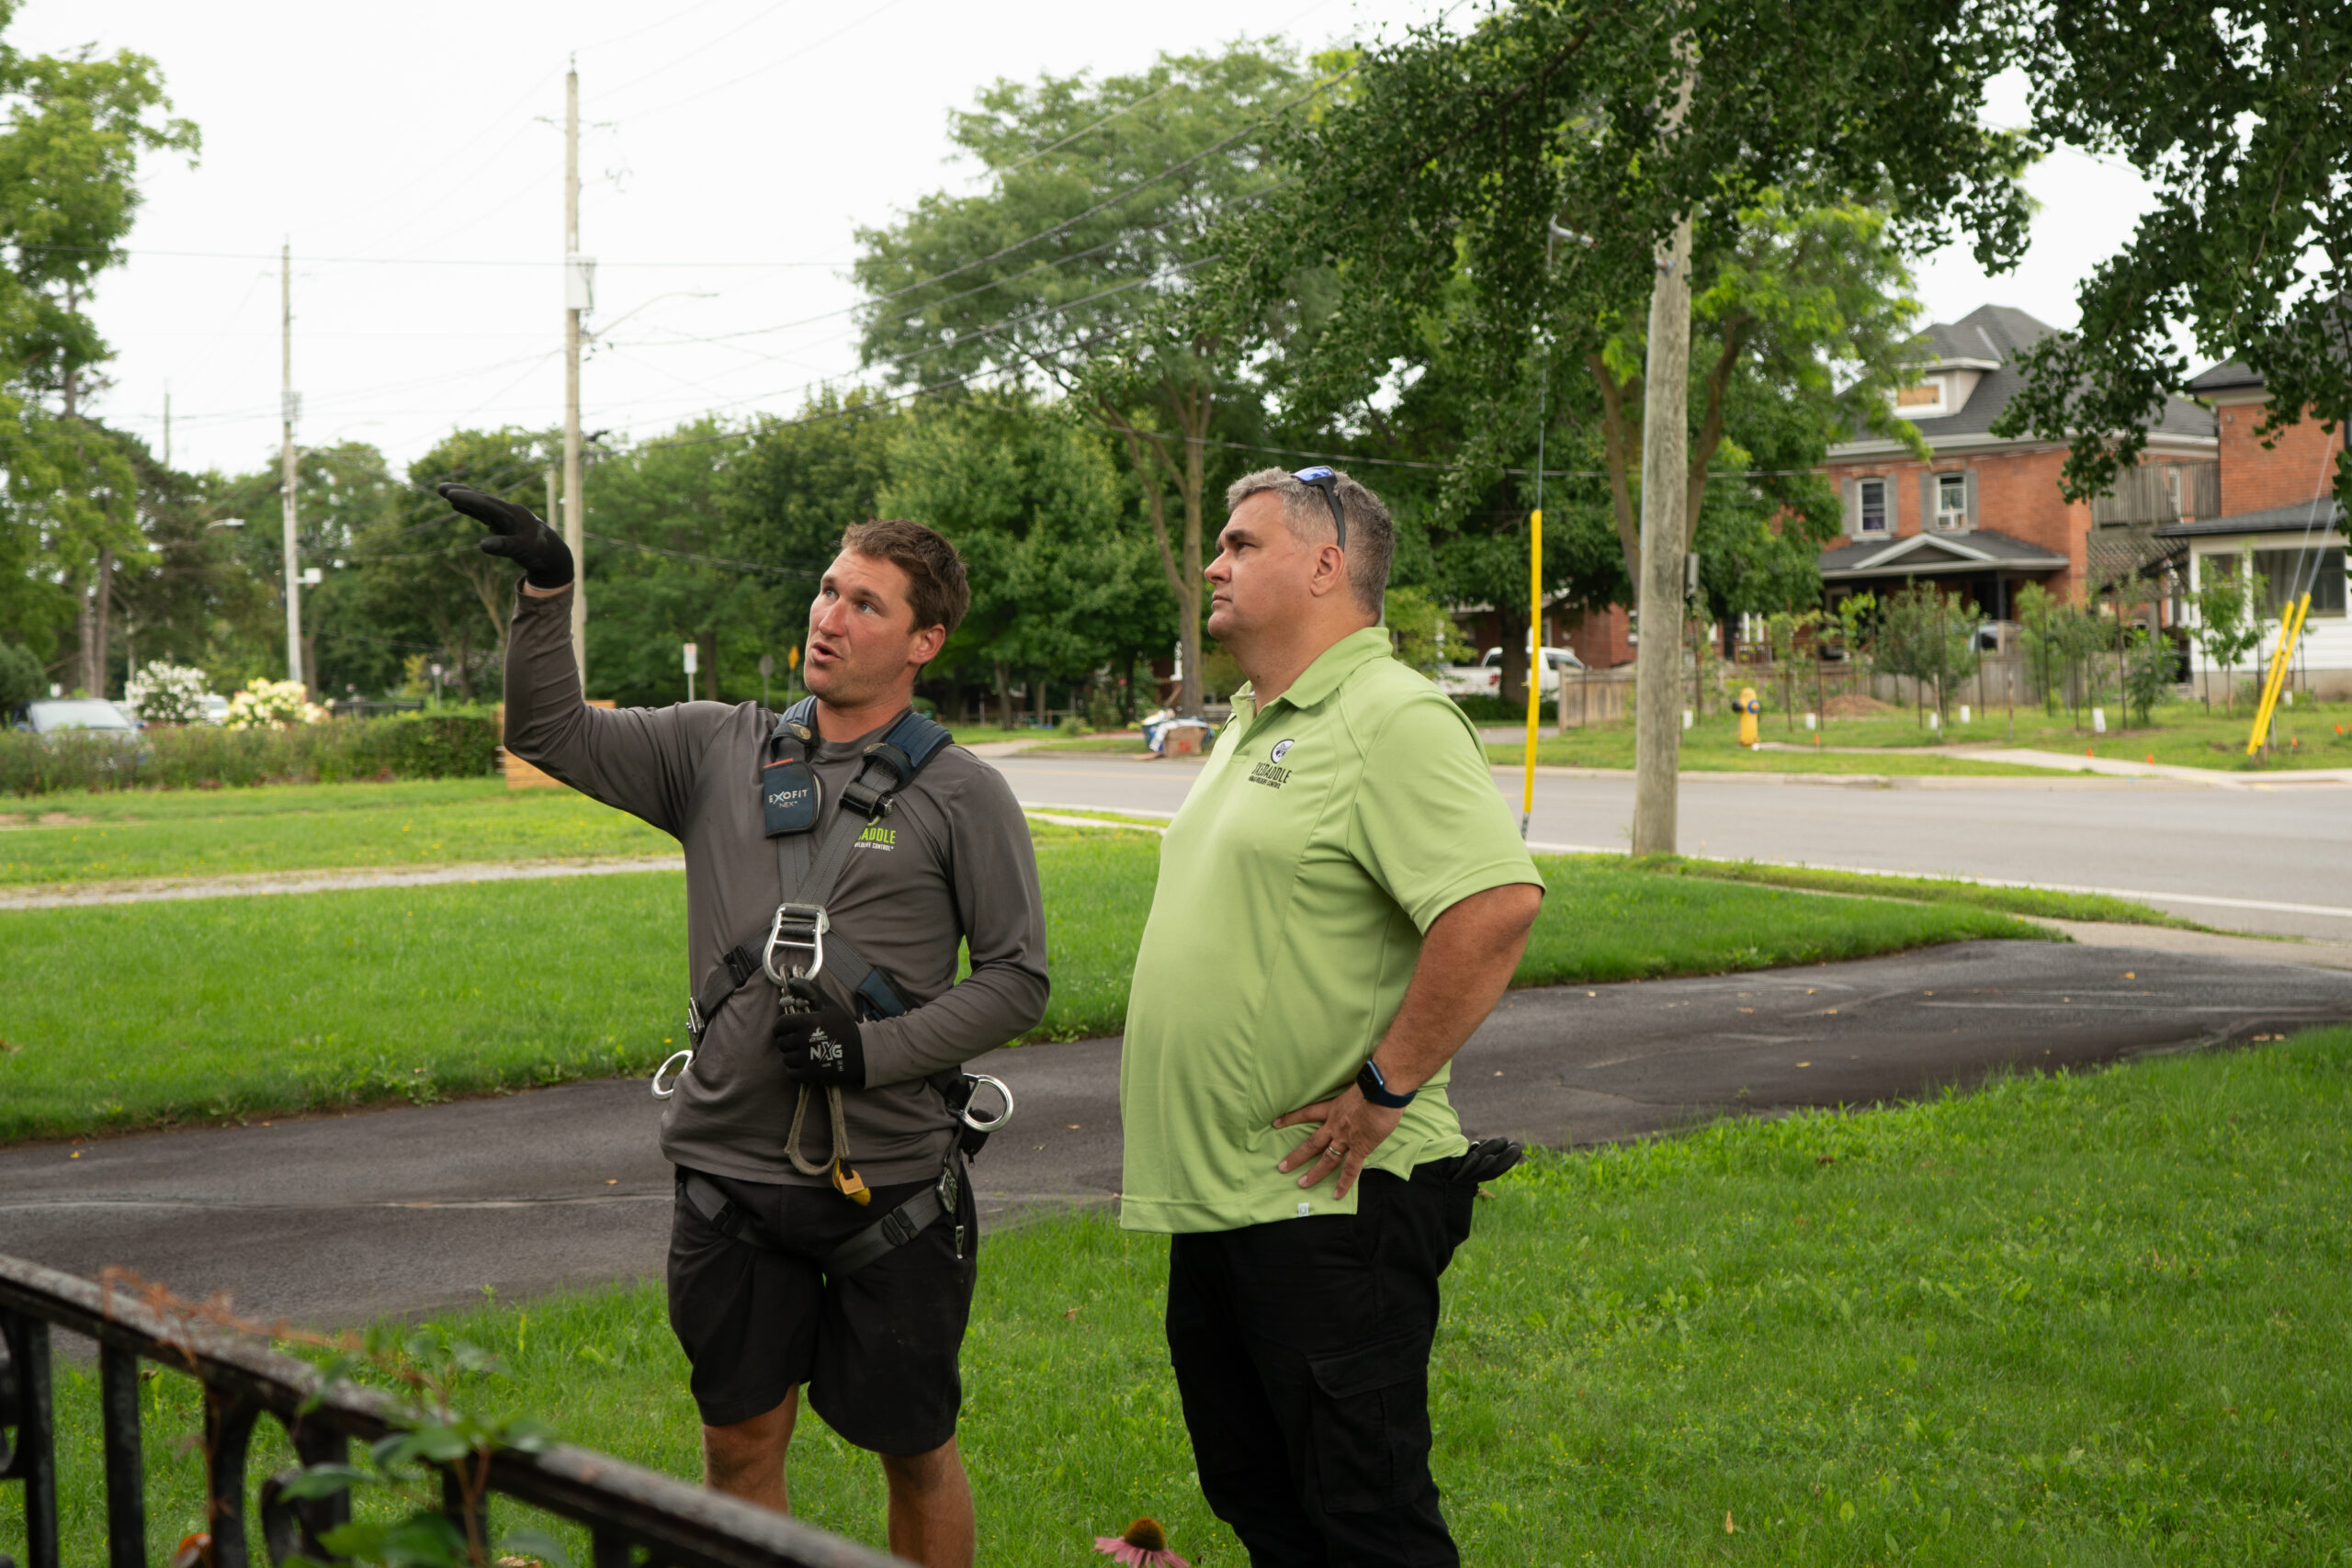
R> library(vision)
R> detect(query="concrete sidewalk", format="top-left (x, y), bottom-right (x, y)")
top-left (6, 939), bottom-right (2349, 1333)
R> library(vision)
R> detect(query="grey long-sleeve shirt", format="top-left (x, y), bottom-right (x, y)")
top-left (503, 586), bottom-right (1049, 1186)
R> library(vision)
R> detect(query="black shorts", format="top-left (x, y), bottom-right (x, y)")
top-left (666, 1164), bottom-right (978, 1454)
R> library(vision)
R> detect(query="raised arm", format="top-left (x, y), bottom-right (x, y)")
top-left (445, 483), bottom-right (718, 836)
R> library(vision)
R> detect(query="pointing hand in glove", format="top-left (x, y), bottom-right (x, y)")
top-left (438, 482), bottom-right (574, 590)
top-left (774, 977), bottom-right (866, 1089)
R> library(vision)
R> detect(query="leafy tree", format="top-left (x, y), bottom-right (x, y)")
top-left (0, 17), bottom-right (198, 681)
top-left (2189, 560), bottom-right (2267, 711)
top-left (1996, 5), bottom-right (2352, 519)
top-left (1383, 586), bottom-right (1447, 675)
top-left (880, 391), bottom-right (1168, 727)
top-left (854, 43), bottom-right (1312, 715)
top-left (338, 431), bottom-right (552, 701)
top-left (2014, 581), bottom-right (2064, 716)
top-left (1872, 582), bottom-right (1980, 727)
top-left (1192, 1), bottom-right (2029, 542)
top-left (108, 439), bottom-right (277, 694)
top-left (2121, 626), bottom-right (2180, 728)
top-left (0, 638), bottom-right (40, 708)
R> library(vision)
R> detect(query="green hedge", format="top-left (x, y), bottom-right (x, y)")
top-left (1451, 694), bottom-right (1559, 724)
top-left (0, 711), bottom-right (502, 795)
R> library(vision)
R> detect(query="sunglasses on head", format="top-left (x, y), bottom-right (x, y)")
top-left (1292, 466), bottom-right (1346, 550)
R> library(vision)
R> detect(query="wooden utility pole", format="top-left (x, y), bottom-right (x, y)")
top-left (280, 240), bottom-right (304, 693)
top-left (563, 61), bottom-right (589, 685)
top-left (1629, 52), bottom-right (1696, 859)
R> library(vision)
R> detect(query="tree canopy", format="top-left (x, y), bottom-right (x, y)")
top-left (1996, 2), bottom-right (2352, 520)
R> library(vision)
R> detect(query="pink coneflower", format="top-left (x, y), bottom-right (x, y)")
top-left (1093, 1516), bottom-right (1189, 1567)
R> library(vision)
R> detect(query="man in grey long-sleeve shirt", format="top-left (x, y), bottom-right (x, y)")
top-left (448, 484), bottom-right (1045, 1568)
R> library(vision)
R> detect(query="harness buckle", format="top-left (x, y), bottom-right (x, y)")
top-left (763, 901), bottom-right (829, 986)
top-left (684, 996), bottom-right (707, 1040)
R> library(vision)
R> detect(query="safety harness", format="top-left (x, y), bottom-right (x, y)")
top-left (653, 697), bottom-right (1013, 1275)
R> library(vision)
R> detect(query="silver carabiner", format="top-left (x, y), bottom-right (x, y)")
top-left (961, 1074), bottom-right (1014, 1132)
top-left (650, 1049), bottom-right (695, 1100)
top-left (762, 902), bottom-right (829, 986)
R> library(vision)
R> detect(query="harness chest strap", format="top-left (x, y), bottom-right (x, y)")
top-left (684, 700), bottom-right (954, 1043)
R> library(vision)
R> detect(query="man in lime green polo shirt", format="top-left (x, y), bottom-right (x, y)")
top-left (1121, 465), bottom-right (1545, 1567)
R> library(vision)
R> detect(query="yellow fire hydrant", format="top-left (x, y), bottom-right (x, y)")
top-left (1736, 686), bottom-right (1762, 749)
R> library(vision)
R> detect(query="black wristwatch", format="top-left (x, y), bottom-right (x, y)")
top-left (1356, 1058), bottom-right (1417, 1109)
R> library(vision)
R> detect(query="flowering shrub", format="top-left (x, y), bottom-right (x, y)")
top-left (224, 678), bottom-right (327, 729)
top-left (123, 661), bottom-right (214, 726)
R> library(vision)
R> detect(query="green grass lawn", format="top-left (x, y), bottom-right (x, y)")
top-left (1638, 856), bottom-right (2205, 930)
top-left (0, 779), bottom-right (673, 886)
top-left (17, 1030), bottom-right (2347, 1565)
top-left (0, 841), bottom-right (2047, 1144)
top-left (1483, 697), bottom-right (2352, 775)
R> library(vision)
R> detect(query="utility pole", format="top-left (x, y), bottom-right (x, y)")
top-left (563, 61), bottom-right (589, 686)
top-left (280, 240), bottom-right (304, 694)
top-left (1629, 51), bottom-right (1696, 860)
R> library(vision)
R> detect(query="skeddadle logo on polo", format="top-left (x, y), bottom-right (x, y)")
top-left (1249, 738), bottom-right (1295, 789)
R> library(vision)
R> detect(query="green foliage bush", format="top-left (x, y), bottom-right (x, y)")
top-left (1451, 694), bottom-right (1558, 724)
top-left (0, 642), bottom-right (43, 710)
top-left (0, 710), bottom-right (501, 796)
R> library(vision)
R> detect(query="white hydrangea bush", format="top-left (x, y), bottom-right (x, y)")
top-left (224, 678), bottom-right (327, 728)
top-left (123, 661), bottom-right (214, 725)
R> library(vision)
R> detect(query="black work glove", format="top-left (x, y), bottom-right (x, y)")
top-left (438, 482), bottom-right (574, 590)
top-left (774, 978), bottom-right (866, 1089)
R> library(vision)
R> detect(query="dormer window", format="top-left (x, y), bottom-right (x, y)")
top-left (1894, 377), bottom-right (1949, 418)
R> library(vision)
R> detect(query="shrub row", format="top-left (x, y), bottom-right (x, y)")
top-left (0, 711), bottom-right (502, 795)
top-left (1450, 694), bottom-right (1560, 724)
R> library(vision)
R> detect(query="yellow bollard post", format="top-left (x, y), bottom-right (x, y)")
top-left (1521, 509), bottom-right (1542, 837)
top-left (1736, 685), bottom-right (1761, 749)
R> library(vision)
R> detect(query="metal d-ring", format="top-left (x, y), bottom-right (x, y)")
top-left (650, 1049), bottom-right (695, 1100)
top-left (961, 1074), bottom-right (1014, 1132)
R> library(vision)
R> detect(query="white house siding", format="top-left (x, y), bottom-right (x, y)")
top-left (2182, 541), bottom-right (2352, 699)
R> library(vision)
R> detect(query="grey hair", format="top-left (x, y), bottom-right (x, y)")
top-left (1221, 466), bottom-right (1396, 615)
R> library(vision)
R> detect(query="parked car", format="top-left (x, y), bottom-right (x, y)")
top-left (198, 693), bottom-right (231, 724)
top-left (1485, 645), bottom-right (1585, 694)
top-left (13, 698), bottom-right (141, 736)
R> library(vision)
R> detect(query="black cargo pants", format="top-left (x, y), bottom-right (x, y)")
top-left (1165, 1161), bottom-right (1477, 1568)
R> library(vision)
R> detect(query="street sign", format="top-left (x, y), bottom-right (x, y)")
top-left (682, 642), bottom-right (698, 674)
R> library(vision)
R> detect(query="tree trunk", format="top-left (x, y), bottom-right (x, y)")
top-left (1033, 671), bottom-right (1048, 727)
top-left (1589, 355), bottom-right (1645, 590)
top-left (1102, 387), bottom-right (1210, 718)
top-left (92, 547), bottom-right (114, 696)
top-left (1496, 609), bottom-right (1530, 710)
top-left (1632, 210), bottom-right (1694, 859)
top-left (993, 661), bottom-right (1013, 729)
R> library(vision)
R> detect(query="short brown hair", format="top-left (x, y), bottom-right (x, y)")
top-left (1222, 466), bottom-right (1396, 615)
top-left (840, 518), bottom-right (970, 639)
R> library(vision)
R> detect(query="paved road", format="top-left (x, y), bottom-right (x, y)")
top-left (7, 940), bottom-right (2348, 1332)
top-left (994, 755), bottom-right (2352, 942)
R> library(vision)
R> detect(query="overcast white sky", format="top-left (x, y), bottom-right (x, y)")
top-left (25, 0), bottom-right (2175, 481)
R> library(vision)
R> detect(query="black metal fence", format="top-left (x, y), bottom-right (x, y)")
top-left (0, 1256), bottom-right (899, 1568)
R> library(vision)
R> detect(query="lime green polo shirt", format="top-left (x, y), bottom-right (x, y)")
top-left (1118, 626), bottom-right (1544, 1234)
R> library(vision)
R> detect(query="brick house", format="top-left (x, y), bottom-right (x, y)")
top-left (2166, 358), bottom-right (2350, 694)
top-left (1815, 305), bottom-right (2218, 626)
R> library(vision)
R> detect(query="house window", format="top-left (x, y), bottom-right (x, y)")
top-left (1935, 472), bottom-right (1967, 531)
top-left (2252, 547), bottom-right (2348, 617)
top-left (1859, 478), bottom-right (1889, 535)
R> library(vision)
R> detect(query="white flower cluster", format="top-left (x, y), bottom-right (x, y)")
top-left (123, 661), bottom-right (214, 726)
top-left (224, 678), bottom-right (327, 729)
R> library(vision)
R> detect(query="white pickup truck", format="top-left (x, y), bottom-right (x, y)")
top-left (1437, 645), bottom-right (1584, 696)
